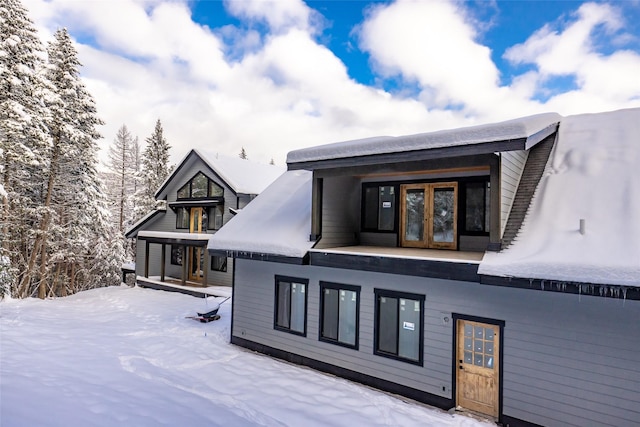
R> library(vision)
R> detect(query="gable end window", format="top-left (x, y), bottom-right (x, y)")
top-left (177, 172), bottom-right (224, 200)
top-left (319, 282), bottom-right (360, 349)
top-left (374, 289), bottom-right (424, 365)
top-left (274, 276), bottom-right (308, 336)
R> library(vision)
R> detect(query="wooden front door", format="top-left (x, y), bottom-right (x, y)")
top-left (400, 183), bottom-right (458, 249)
top-left (188, 208), bottom-right (204, 282)
top-left (456, 318), bottom-right (500, 418)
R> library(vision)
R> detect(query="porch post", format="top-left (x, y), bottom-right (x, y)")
top-left (144, 241), bottom-right (149, 278)
top-left (181, 245), bottom-right (187, 285)
top-left (160, 244), bottom-right (166, 282)
top-left (203, 243), bottom-right (208, 286)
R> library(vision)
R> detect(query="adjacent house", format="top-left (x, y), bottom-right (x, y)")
top-left (125, 149), bottom-right (283, 294)
top-left (208, 108), bottom-right (640, 426)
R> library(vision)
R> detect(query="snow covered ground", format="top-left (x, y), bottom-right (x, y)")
top-left (1, 286), bottom-right (492, 427)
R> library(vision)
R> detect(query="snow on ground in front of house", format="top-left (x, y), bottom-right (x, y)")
top-left (0, 286), bottom-right (492, 427)
top-left (480, 108), bottom-right (640, 286)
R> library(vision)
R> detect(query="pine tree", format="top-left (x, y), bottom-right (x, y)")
top-left (239, 147), bottom-right (248, 160)
top-left (40, 28), bottom-right (119, 296)
top-left (134, 119), bottom-right (171, 221)
top-left (0, 0), bottom-right (53, 298)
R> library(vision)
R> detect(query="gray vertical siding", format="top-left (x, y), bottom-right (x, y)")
top-left (500, 150), bottom-right (528, 235)
top-left (315, 176), bottom-right (359, 249)
top-left (232, 259), bottom-right (640, 427)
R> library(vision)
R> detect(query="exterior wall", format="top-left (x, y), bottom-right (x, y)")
top-left (232, 258), bottom-right (640, 426)
top-left (315, 175), bottom-right (359, 249)
top-left (500, 150), bottom-right (529, 236)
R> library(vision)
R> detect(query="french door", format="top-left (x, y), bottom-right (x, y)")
top-left (189, 207), bottom-right (204, 282)
top-left (400, 182), bottom-right (458, 249)
top-left (456, 318), bottom-right (500, 418)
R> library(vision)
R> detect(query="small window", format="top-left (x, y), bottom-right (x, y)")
top-left (374, 289), bottom-right (424, 365)
top-left (464, 181), bottom-right (490, 233)
top-left (362, 184), bottom-right (396, 232)
top-left (176, 207), bottom-right (189, 229)
top-left (208, 205), bottom-right (224, 230)
top-left (274, 276), bottom-right (308, 336)
top-left (320, 282), bottom-right (360, 349)
top-left (210, 256), bottom-right (227, 272)
top-left (170, 245), bottom-right (182, 266)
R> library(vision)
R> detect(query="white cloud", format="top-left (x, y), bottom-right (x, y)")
top-left (224, 0), bottom-right (321, 34)
top-left (504, 2), bottom-right (640, 111)
top-left (20, 0), bottom-right (640, 168)
top-left (357, 0), bottom-right (502, 110)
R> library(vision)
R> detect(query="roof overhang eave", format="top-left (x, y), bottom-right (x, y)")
top-left (287, 137), bottom-right (529, 171)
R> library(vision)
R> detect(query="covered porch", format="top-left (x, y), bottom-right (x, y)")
top-left (135, 275), bottom-right (232, 298)
top-left (137, 231), bottom-right (212, 287)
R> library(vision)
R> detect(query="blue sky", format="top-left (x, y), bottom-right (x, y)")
top-left (27, 0), bottom-right (640, 165)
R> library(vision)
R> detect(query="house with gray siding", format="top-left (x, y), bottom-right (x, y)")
top-left (125, 149), bottom-right (283, 293)
top-left (208, 108), bottom-right (640, 426)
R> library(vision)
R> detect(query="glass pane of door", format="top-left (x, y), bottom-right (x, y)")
top-left (404, 189), bottom-right (425, 243)
top-left (432, 187), bottom-right (455, 243)
top-left (190, 207), bottom-right (203, 233)
top-left (190, 247), bottom-right (204, 280)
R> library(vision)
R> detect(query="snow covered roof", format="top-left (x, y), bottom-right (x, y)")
top-left (479, 108), bottom-right (640, 286)
top-left (207, 170), bottom-right (314, 259)
top-left (287, 112), bottom-right (561, 165)
top-left (196, 150), bottom-right (284, 195)
top-left (156, 150), bottom-right (284, 198)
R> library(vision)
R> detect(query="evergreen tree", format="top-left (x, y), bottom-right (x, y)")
top-left (134, 119), bottom-right (171, 221)
top-left (239, 147), bottom-right (248, 160)
top-left (0, 0), bottom-right (52, 297)
top-left (40, 28), bottom-right (119, 296)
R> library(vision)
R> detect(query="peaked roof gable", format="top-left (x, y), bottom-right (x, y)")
top-left (155, 150), bottom-right (284, 199)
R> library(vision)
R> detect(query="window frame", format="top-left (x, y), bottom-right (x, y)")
top-left (175, 207), bottom-right (189, 230)
top-left (319, 282), bottom-right (360, 350)
top-left (373, 288), bottom-right (425, 366)
top-left (170, 245), bottom-right (182, 266)
top-left (361, 183), bottom-right (398, 233)
top-left (210, 255), bottom-right (227, 272)
top-left (273, 276), bottom-right (308, 337)
top-left (208, 205), bottom-right (224, 230)
top-left (461, 178), bottom-right (491, 236)
top-left (177, 172), bottom-right (224, 200)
